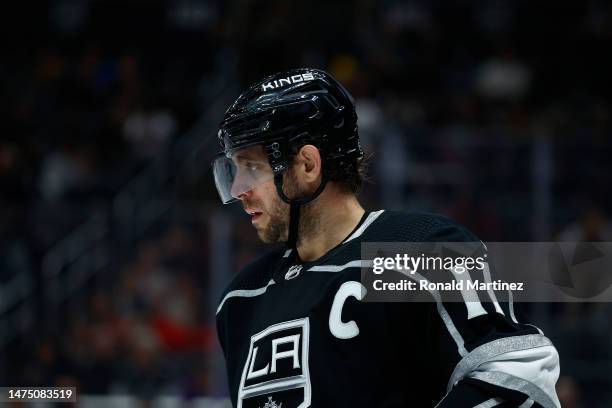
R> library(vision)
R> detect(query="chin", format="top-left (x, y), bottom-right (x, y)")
top-left (255, 227), bottom-right (286, 244)
top-left (254, 226), bottom-right (271, 242)
top-left (257, 234), bottom-right (275, 244)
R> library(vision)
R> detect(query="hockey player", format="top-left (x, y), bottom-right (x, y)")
top-left (213, 68), bottom-right (560, 408)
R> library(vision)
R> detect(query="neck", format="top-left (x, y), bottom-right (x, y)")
top-left (295, 190), bottom-right (365, 262)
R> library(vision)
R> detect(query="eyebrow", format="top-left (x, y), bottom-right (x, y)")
top-left (233, 152), bottom-right (265, 163)
top-left (233, 154), bottom-right (253, 163)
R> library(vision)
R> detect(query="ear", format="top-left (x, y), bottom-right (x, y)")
top-left (294, 144), bottom-right (322, 183)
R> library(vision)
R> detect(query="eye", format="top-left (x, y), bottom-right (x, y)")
top-left (245, 162), bottom-right (264, 175)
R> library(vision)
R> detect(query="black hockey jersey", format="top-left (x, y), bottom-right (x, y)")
top-left (216, 210), bottom-right (560, 408)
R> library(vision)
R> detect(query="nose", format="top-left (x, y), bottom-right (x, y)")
top-left (234, 187), bottom-right (253, 200)
top-left (230, 177), bottom-right (253, 200)
top-left (230, 165), bottom-right (247, 199)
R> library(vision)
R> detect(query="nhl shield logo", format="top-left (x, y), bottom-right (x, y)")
top-left (285, 265), bottom-right (303, 280)
top-left (238, 318), bottom-right (311, 408)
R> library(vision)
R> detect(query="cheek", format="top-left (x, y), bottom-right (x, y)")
top-left (253, 181), bottom-right (278, 211)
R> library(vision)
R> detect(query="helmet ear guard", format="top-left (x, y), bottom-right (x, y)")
top-left (263, 140), bottom-right (289, 175)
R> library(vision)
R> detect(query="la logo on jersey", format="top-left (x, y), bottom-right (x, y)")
top-left (238, 318), bottom-right (311, 408)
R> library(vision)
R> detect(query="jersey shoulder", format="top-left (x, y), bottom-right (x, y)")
top-left (218, 247), bottom-right (285, 301)
top-left (366, 210), bottom-right (481, 242)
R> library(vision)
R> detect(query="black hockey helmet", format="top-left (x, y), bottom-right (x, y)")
top-left (213, 68), bottom-right (362, 249)
top-left (214, 68), bottom-right (362, 202)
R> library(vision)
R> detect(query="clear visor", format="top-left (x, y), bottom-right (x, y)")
top-left (212, 154), bottom-right (274, 204)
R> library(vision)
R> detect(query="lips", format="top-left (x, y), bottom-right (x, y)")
top-left (245, 208), bottom-right (263, 222)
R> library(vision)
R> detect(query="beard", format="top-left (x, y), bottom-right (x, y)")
top-left (248, 170), bottom-right (320, 245)
top-left (259, 193), bottom-right (289, 243)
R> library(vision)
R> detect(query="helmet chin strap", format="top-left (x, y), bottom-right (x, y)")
top-left (274, 173), bottom-right (327, 250)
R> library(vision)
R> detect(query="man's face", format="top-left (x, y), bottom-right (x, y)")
top-left (230, 145), bottom-right (294, 243)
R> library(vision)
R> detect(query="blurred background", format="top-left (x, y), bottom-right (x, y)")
top-left (1, 0), bottom-right (612, 407)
